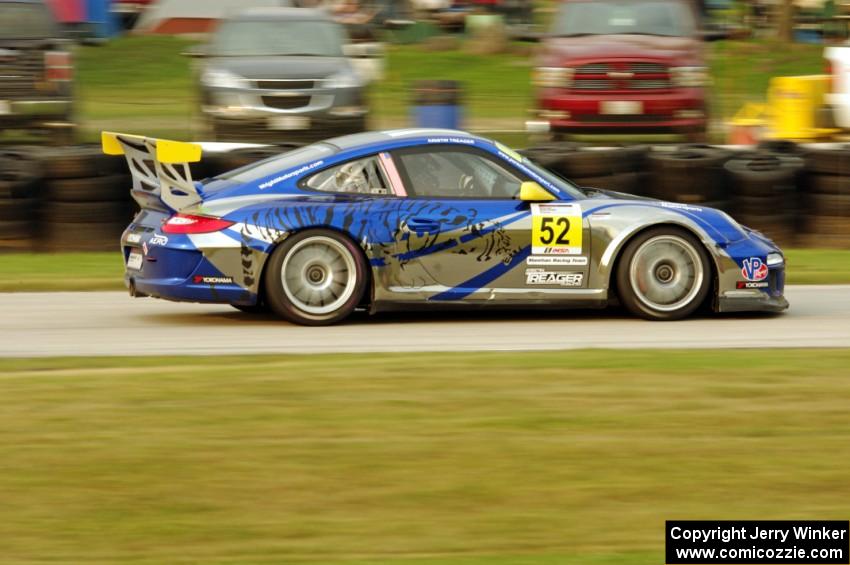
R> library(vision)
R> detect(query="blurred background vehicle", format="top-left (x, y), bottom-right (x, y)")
top-left (134, 0), bottom-right (294, 34)
top-left (0, 0), bottom-right (74, 144)
top-left (528, 0), bottom-right (709, 141)
top-left (194, 7), bottom-right (369, 143)
top-left (825, 42), bottom-right (850, 128)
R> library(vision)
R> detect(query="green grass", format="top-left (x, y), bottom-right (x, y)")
top-left (73, 35), bottom-right (827, 141)
top-left (1, 248), bottom-right (848, 292)
top-left (0, 252), bottom-right (126, 291)
top-left (708, 40), bottom-right (826, 125)
top-left (1, 349), bottom-right (849, 563)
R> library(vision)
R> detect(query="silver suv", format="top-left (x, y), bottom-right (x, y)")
top-left (197, 7), bottom-right (368, 143)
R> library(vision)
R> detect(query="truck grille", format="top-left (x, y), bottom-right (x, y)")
top-left (572, 61), bottom-right (670, 92)
top-left (262, 95), bottom-right (311, 110)
top-left (255, 79), bottom-right (314, 90)
top-left (0, 49), bottom-right (43, 99)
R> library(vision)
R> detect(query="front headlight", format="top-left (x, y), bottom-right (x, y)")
top-left (670, 66), bottom-right (709, 88)
top-left (767, 252), bottom-right (784, 267)
top-left (201, 68), bottom-right (244, 89)
top-left (325, 71), bottom-right (362, 89)
top-left (534, 67), bottom-right (574, 88)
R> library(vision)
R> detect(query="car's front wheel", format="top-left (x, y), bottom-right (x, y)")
top-left (264, 229), bottom-right (367, 326)
top-left (616, 227), bottom-right (711, 321)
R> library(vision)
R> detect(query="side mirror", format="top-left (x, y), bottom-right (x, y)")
top-left (519, 181), bottom-right (556, 202)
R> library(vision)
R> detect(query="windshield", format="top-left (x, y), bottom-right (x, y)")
top-left (0, 3), bottom-right (56, 39)
top-left (211, 19), bottom-right (345, 57)
top-left (552, 0), bottom-right (696, 38)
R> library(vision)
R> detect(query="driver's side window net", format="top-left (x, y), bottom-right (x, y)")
top-left (304, 156), bottom-right (390, 195)
top-left (396, 148), bottom-right (523, 199)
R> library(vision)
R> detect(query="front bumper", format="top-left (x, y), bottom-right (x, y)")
top-left (529, 87), bottom-right (707, 133)
top-left (0, 99), bottom-right (73, 127)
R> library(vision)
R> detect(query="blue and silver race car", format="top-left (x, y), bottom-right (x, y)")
top-left (102, 129), bottom-right (788, 325)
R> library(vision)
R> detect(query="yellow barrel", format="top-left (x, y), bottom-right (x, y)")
top-left (767, 75), bottom-right (832, 139)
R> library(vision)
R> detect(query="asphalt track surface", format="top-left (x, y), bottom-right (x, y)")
top-left (1, 285), bottom-right (849, 357)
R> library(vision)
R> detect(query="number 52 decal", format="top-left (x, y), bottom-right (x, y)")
top-left (531, 203), bottom-right (583, 255)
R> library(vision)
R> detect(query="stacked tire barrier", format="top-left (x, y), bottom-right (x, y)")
top-left (648, 145), bottom-right (733, 210)
top-left (520, 143), bottom-right (649, 195)
top-left (724, 152), bottom-right (804, 245)
top-left (0, 141), bottom-right (848, 253)
top-left (0, 148), bottom-right (43, 251)
top-left (803, 146), bottom-right (850, 247)
top-left (39, 146), bottom-right (131, 251)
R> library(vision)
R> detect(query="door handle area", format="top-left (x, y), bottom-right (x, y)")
top-left (406, 217), bottom-right (441, 233)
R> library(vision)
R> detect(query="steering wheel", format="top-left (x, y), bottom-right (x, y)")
top-left (458, 174), bottom-right (477, 197)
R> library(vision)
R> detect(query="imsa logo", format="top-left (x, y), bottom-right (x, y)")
top-left (525, 269), bottom-right (583, 287)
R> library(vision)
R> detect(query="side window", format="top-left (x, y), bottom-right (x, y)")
top-left (304, 156), bottom-right (391, 195)
top-left (395, 147), bottom-right (524, 199)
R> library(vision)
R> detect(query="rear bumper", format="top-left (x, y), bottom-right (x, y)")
top-left (121, 223), bottom-right (258, 306)
top-left (530, 87), bottom-right (707, 133)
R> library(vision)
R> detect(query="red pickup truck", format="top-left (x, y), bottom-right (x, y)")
top-left (527, 0), bottom-right (708, 140)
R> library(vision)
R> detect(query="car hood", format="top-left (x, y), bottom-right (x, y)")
top-left (205, 56), bottom-right (350, 81)
top-left (540, 34), bottom-right (703, 66)
top-left (583, 193), bottom-right (747, 245)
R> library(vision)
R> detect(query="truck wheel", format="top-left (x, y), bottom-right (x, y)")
top-left (264, 229), bottom-right (367, 326)
top-left (616, 227), bottom-right (711, 321)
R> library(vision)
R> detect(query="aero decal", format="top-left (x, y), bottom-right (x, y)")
top-left (741, 257), bottom-right (768, 281)
top-left (430, 246), bottom-right (533, 301)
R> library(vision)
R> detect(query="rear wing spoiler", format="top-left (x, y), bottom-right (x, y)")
top-left (101, 131), bottom-right (203, 211)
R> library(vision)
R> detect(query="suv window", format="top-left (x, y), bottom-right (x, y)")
top-left (304, 156), bottom-right (390, 195)
top-left (394, 147), bottom-right (524, 199)
top-left (211, 19), bottom-right (345, 57)
top-left (552, 0), bottom-right (695, 38)
top-left (0, 3), bottom-right (56, 39)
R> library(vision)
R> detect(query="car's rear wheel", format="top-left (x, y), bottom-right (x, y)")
top-left (264, 229), bottom-right (367, 326)
top-left (616, 227), bottom-right (711, 321)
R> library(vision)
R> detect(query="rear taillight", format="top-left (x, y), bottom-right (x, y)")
top-left (45, 51), bottom-right (73, 82)
top-left (162, 214), bottom-right (234, 234)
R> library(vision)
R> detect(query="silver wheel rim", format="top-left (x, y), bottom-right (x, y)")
top-left (628, 235), bottom-right (704, 313)
top-left (281, 236), bottom-right (357, 317)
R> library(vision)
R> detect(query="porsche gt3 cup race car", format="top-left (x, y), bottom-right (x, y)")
top-left (102, 129), bottom-right (788, 325)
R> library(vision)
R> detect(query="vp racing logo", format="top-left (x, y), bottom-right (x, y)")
top-left (741, 257), bottom-right (768, 282)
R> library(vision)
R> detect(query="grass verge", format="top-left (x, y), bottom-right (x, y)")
top-left (0, 349), bottom-right (849, 563)
top-left (0, 248), bottom-right (847, 292)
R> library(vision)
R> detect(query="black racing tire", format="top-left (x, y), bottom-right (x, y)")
top-left (0, 220), bottom-right (32, 240)
top-left (520, 142), bottom-right (584, 171)
top-left (648, 146), bottom-right (732, 202)
top-left (0, 197), bottom-right (38, 221)
top-left (264, 229), bottom-right (368, 326)
top-left (47, 174), bottom-right (132, 203)
top-left (556, 145), bottom-right (648, 177)
top-left (39, 145), bottom-right (125, 179)
top-left (809, 193), bottom-right (850, 217)
top-left (809, 174), bottom-right (850, 195)
top-left (806, 146), bottom-right (850, 176)
top-left (44, 200), bottom-right (133, 223)
top-left (757, 139), bottom-right (803, 155)
top-left (803, 215), bottom-right (850, 236)
top-left (0, 147), bottom-right (42, 179)
top-left (572, 171), bottom-right (641, 194)
top-left (41, 221), bottom-right (126, 251)
top-left (616, 227), bottom-right (711, 321)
